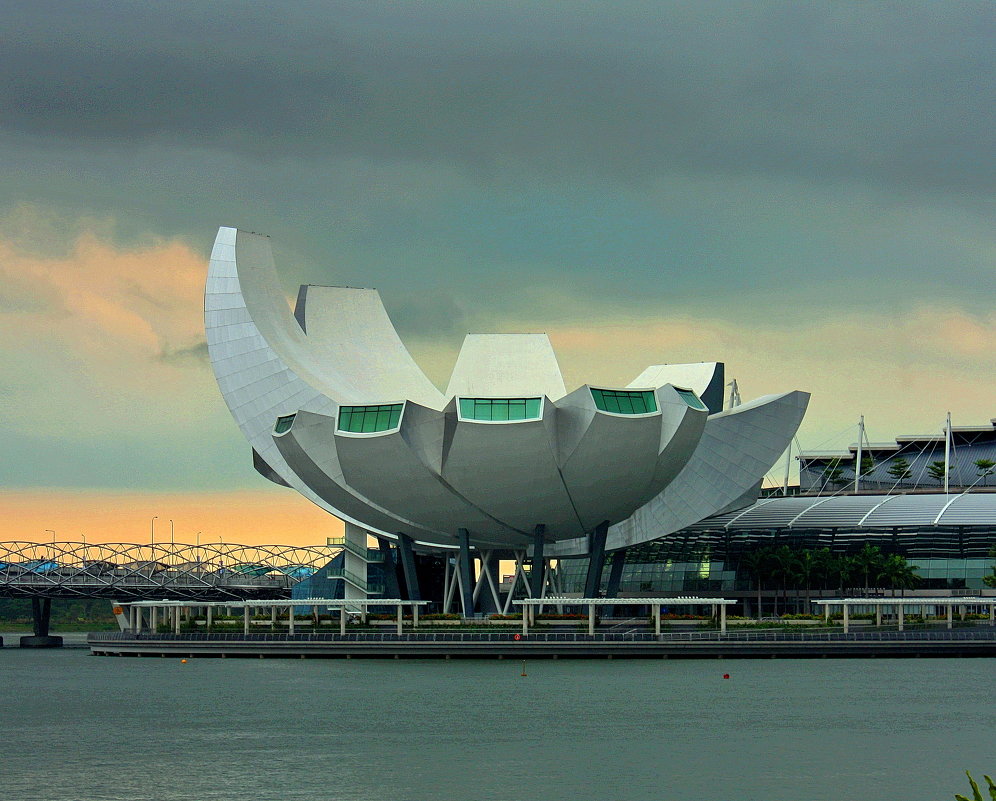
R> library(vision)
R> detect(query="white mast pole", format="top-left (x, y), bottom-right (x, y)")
top-left (782, 439), bottom-right (792, 496)
top-left (854, 415), bottom-right (864, 493)
top-left (944, 411), bottom-right (951, 493)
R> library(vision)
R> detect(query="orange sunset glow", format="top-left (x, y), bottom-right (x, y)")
top-left (0, 489), bottom-right (344, 547)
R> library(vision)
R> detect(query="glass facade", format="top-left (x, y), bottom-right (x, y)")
top-left (675, 388), bottom-right (707, 411)
top-left (338, 404), bottom-right (404, 433)
top-left (557, 525), bottom-right (996, 594)
top-left (459, 397), bottom-right (542, 421)
top-left (590, 388), bottom-right (658, 415)
top-left (274, 414), bottom-right (296, 435)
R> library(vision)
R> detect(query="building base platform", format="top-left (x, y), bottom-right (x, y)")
top-left (88, 629), bottom-right (996, 660)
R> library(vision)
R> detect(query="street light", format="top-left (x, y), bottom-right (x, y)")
top-left (45, 529), bottom-right (56, 544)
top-left (195, 531), bottom-right (201, 547)
top-left (169, 519), bottom-right (174, 545)
top-left (151, 516), bottom-right (157, 545)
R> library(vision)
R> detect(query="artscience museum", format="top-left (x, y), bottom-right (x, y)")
top-left (205, 226), bottom-right (810, 613)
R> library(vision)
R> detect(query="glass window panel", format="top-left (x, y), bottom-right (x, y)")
top-left (459, 398), bottom-right (542, 421)
top-left (274, 414), bottom-right (296, 434)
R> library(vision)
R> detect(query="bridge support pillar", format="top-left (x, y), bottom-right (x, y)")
top-left (21, 598), bottom-right (62, 648)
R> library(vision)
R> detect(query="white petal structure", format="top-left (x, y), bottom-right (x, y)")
top-left (206, 227), bottom-right (810, 551)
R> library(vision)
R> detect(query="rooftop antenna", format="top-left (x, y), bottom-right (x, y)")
top-left (726, 379), bottom-right (741, 410)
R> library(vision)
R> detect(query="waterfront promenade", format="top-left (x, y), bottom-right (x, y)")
top-left (88, 625), bottom-right (996, 659)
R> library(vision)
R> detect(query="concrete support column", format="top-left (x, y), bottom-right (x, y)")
top-left (606, 550), bottom-right (626, 599)
top-left (875, 605), bottom-right (882, 627)
top-left (377, 537), bottom-right (402, 599)
top-left (588, 604), bottom-right (596, 635)
top-left (270, 606), bottom-right (277, 627)
top-left (522, 607), bottom-right (528, 636)
top-left (206, 605), bottom-right (212, 632)
top-left (823, 605), bottom-right (830, 624)
top-left (990, 602), bottom-right (995, 626)
top-left (843, 603), bottom-right (849, 634)
top-left (397, 532), bottom-right (421, 602)
top-left (339, 607), bottom-right (347, 635)
top-left (959, 605), bottom-right (966, 622)
top-left (396, 604), bottom-right (403, 635)
top-left (413, 604), bottom-right (419, 629)
top-left (720, 604), bottom-right (727, 634)
top-left (530, 526), bottom-right (546, 600)
top-left (898, 605), bottom-right (904, 631)
top-left (288, 606), bottom-right (295, 635)
top-left (151, 606), bottom-right (158, 632)
top-left (131, 606), bottom-right (139, 633)
top-left (653, 603), bottom-right (661, 636)
top-left (457, 528), bottom-right (474, 618)
top-left (583, 521), bottom-right (609, 599)
top-left (343, 522), bottom-right (370, 604)
top-left (243, 606), bottom-right (250, 635)
top-left (947, 605), bottom-right (953, 630)
top-left (174, 607), bottom-right (180, 635)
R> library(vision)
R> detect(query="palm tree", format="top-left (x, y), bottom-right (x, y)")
top-left (852, 544), bottom-right (884, 595)
top-left (739, 546), bottom-right (772, 620)
top-left (768, 546), bottom-right (800, 616)
top-left (876, 553), bottom-right (919, 597)
top-left (795, 549), bottom-right (819, 613)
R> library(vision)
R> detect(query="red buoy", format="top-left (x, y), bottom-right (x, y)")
top-left (723, 673), bottom-right (730, 679)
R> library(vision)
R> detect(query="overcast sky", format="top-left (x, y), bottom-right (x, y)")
top-left (0, 2), bottom-right (992, 541)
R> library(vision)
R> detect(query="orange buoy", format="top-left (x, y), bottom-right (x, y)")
top-left (181, 659), bottom-right (188, 664)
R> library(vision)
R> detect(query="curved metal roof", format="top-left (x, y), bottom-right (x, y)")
top-left (690, 492), bottom-right (996, 530)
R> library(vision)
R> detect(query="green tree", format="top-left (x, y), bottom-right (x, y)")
top-left (821, 458), bottom-right (847, 490)
top-left (852, 543), bottom-right (884, 595)
top-left (954, 770), bottom-right (996, 801)
top-left (984, 546), bottom-right (996, 590)
top-left (886, 457), bottom-right (912, 483)
top-left (876, 553), bottom-right (920, 597)
top-left (975, 459), bottom-right (996, 487)
top-left (927, 460), bottom-right (949, 486)
top-left (768, 545), bottom-right (800, 615)
top-left (795, 549), bottom-right (820, 611)
top-left (739, 546), bottom-right (772, 620)
top-left (859, 455), bottom-right (875, 479)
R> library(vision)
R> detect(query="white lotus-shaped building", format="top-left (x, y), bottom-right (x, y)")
top-left (205, 227), bottom-right (809, 606)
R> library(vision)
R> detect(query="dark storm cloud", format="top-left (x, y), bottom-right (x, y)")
top-left (3, 1), bottom-right (993, 194)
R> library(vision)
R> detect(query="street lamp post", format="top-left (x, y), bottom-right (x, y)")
top-left (195, 531), bottom-right (201, 547)
top-left (151, 516), bottom-right (157, 545)
top-left (45, 529), bottom-right (56, 544)
top-left (169, 519), bottom-right (174, 545)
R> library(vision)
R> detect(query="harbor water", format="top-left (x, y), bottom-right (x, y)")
top-left (1, 634), bottom-right (993, 800)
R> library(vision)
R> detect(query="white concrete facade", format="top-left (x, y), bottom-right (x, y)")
top-left (206, 227), bottom-right (809, 557)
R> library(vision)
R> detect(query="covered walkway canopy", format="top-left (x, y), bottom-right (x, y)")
top-left (814, 597), bottom-right (996, 633)
top-left (513, 596), bottom-right (736, 635)
top-left (121, 598), bottom-right (430, 635)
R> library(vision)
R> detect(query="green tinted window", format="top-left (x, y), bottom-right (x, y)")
top-left (675, 388), bottom-right (707, 411)
top-left (459, 397), bottom-right (542, 421)
top-left (590, 388), bottom-right (658, 414)
top-left (274, 414), bottom-right (296, 434)
top-left (337, 403), bottom-right (403, 433)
